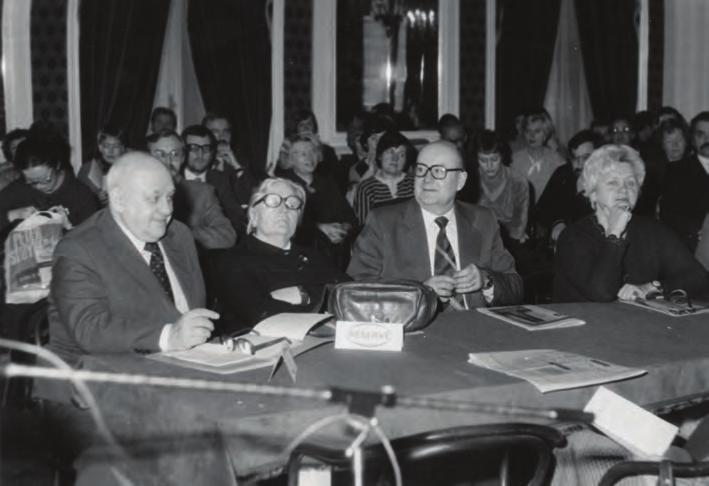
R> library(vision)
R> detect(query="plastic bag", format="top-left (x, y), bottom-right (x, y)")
top-left (4, 207), bottom-right (71, 304)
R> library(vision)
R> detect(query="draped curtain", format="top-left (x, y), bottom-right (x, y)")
top-left (575, 0), bottom-right (638, 122)
top-left (188, 0), bottom-right (271, 173)
top-left (79, 0), bottom-right (170, 155)
top-left (543, 0), bottom-right (593, 145)
top-left (662, 0), bottom-right (709, 121)
top-left (495, 0), bottom-right (561, 136)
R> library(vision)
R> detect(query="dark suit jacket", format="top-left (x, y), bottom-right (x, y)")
top-left (347, 199), bottom-right (523, 307)
top-left (174, 180), bottom-right (236, 250)
top-left (37, 209), bottom-right (205, 402)
top-left (660, 155), bottom-right (709, 251)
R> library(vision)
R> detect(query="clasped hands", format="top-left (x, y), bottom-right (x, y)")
top-left (424, 263), bottom-right (483, 299)
top-left (617, 282), bottom-right (659, 301)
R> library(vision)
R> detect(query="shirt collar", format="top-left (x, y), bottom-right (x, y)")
top-left (184, 168), bottom-right (206, 182)
top-left (419, 205), bottom-right (457, 228)
top-left (698, 154), bottom-right (709, 174)
top-left (111, 211), bottom-right (154, 255)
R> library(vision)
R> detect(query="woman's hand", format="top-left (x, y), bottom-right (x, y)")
top-left (617, 282), bottom-right (658, 301)
top-left (317, 222), bottom-right (350, 244)
top-left (270, 286), bottom-right (305, 304)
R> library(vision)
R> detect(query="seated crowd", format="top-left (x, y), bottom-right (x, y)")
top-left (1, 104), bottom-right (709, 476)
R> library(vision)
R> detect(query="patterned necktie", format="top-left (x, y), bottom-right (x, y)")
top-left (144, 242), bottom-right (174, 302)
top-left (434, 217), bottom-right (465, 309)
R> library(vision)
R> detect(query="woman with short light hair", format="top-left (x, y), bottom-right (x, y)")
top-left (554, 145), bottom-right (708, 302)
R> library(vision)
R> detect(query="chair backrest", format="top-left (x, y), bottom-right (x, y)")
top-left (287, 422), bottom-right (566, 486)
top-left (599, 459), bottom-right (709, 486)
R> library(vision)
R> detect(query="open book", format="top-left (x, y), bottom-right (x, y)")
top-left (149, 313), bottom-right (333, 375)
top-left (467, 349), bottom-right (646, 393)
top-left (477, 305), bottom-right (585, 331)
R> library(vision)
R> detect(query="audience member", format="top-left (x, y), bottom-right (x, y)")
top-left (150, 106), bottom-right (177, 134)
top-left (554, 145), bottom-right (708, 302)
top-left (609, 115), bottom-right (635, 147)
top-left (77, 126), bottom-right (127, 205)
top-left (660, 111), bottom-right (709, 251)
top-left (0, 133), bottom-right (99, 232)
top-left (202, 113), bottom-right (250, 175)
top-left (348, 141), bottom-right (523, 309)
top-left (658, 106), bottom-right (689, 130)
top-left (590, 118), bottom-right (611, 144)
top-left (474, 129), bottom-right (529, 244)
top-left (534, 130), bottom-right (595, 245)
top-left (147, 130), bottom-right (236, 249)
top-left (280, 135), bottom-right (356, 268)
top-left (347, 113), bottom-right (395, 189)
top-left (181, 124), bottom-right (248, 236)
top-left (353, 130), bottom-right (415, 224)
top-left (0, 128), bottom-right (27, 191)
top-left (35, 153), bottom-right (217, 467)
top-left (212, 178), bottom-right (348, 332)
top-left (437, 114), bottom-right (467, 153)
top-left (510, 109), bottom-right (566, 205)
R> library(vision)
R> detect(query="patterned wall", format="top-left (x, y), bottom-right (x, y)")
top-left (459, 1), bottom-right (487, 132)
top-left (647, 0), bottom-right (664, 111)
top-left (284, 0), bottom-right (313, 129)
top-left (30, 0), bottom-right (69, 136)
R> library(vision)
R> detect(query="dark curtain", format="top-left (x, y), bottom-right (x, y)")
top-left (575, 0), bottom-right (638, 122)
top-left (189, 0), bottom-right (271, 173)
top-left (495, 0), bottom-right (561, 136)
top-left (79, 0), bottom-right (169, 155)
top-left (336, 0), bottom-right (365, 132)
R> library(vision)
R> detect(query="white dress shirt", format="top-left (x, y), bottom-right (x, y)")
top-left (113, 214), bottom-right (188, 350)
top-left (698, 154), bottom-right (709, 175)
top-left (183, 168), bottom-right (207, 182)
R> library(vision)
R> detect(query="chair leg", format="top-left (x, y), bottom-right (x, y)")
top-left (499, 448), bottom-right (510, 486)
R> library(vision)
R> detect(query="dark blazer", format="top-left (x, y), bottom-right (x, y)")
top-left (174, 180), bottom-right (236, 249)
top-left (38, 209), bottom-right (205, 402)
top-left (347, 199), bottom-right (523, 307)
top-left (660, 155), bottom-right (709, 251)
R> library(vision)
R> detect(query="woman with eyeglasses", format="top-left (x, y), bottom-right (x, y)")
top-left (352, 130), bottom-right (415, 225)
top-left (212, 177), bottom-right (348, 333)
top-left (553, 145), bottom-right (709, 303)
top-left (77, 126), bottom-right (127, 205)
top-left (0, 131), bottom-right (99, 233)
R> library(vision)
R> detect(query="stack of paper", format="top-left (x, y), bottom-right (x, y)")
top-left (477, 305), bottom-right (585, 331)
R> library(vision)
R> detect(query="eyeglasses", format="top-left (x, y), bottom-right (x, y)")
top-left (254, 193), bottom-right (304, 210)
top-left (612, 127), bottom-right (631, 134)
top-left (152, 149), bottom-right (184, 161)
top-left (414, 163), bottom-right (465, 180)
top-left (186, 143), bottom-right (214, 154)
top-left (100, 142), bottom-right (124, 151)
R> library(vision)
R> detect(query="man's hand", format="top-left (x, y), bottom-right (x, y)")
top-left (617, 282), bottom-right (658, 301)
top-left (424, 275), bottom-right (457, 298)
top-left (166, 308), bottom-right (219, 351)
top-left (452, 264), bottom-right (482, 294)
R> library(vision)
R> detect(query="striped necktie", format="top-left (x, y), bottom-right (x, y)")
top-left (434, 217), bottom-right (465, 310)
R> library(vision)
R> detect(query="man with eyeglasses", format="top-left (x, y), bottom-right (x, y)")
top-left (146, 131), bottom-right (236, 250)
top-left (348, 141), bottom-right (523, 309)
top-left (181, 124), bottom-right (249, 236)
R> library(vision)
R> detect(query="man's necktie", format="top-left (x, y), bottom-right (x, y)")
top-left (144, 242), bottom-right (174, 302)
top-left (434, 217), bottom-right (465, 309)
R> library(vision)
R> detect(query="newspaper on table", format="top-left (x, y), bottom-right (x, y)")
top-left (467, 349), bottom-right (646, 393)
top-left (477, 305), bottom-right (585, 331)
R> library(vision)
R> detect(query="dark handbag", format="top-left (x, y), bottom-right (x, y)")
top-left (327, 279), bottom-right (438, 332)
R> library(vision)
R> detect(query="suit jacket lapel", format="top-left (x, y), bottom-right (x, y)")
top-left (402, 200), bottom-right (433, 280)
top-left (455, 203), bottom-right (481, 269)
top-left (98, 210), bottom-right (179, 311)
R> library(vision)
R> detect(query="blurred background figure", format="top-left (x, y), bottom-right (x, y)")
top-left (77, 125), bottom-right (127, 205)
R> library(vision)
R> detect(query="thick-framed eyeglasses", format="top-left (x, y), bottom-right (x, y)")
top-left (152, 149), bottom-right (184, 161)
top-left (254, 193), bottom-right (304, 211)
top-left (186, 143), bottom-right (214, 154)
top-left (414, 163), bottom-right (465, 180)
top-left (611, 127), bottom-right (631, 134)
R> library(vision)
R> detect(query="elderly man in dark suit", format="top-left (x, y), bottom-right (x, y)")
top-left (348, 140), bottom-right (523, 308)
top-left (660, 111), bottom-right (709, 251)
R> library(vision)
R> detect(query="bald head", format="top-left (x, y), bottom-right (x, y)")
top-left (414, 141), bottom-right (467, 215)
top-left (108, 152), bottom-right (175, 242)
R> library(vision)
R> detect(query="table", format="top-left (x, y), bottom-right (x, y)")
top-left (73, 303), bottom-right (709, 484)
